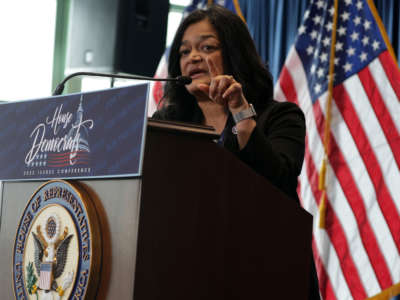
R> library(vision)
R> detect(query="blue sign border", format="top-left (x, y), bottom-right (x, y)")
top-left (0, 84), bottom-right (149, 181)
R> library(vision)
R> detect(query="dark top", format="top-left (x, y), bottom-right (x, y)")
top-left (152, 100), bottom-right (306, 201)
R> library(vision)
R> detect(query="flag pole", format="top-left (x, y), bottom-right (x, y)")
top-left (318, 0), bottom-right (339, 229)
top-left (367, 0), bottom-right (399, 66)
top-left (233, 0), bottom-right (246, 23)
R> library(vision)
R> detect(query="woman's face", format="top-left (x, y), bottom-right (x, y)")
top-left (179, 19), bottom-right (224, 97)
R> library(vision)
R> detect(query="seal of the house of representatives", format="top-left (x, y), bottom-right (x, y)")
top-left (12, 180), bottom-right (101, 299)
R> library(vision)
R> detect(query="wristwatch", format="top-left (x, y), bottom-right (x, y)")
top-left (232, 103), bottom-right (257, 124)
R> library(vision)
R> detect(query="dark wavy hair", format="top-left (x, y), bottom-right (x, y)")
top-left (156, 5), bottom-right (274, 123)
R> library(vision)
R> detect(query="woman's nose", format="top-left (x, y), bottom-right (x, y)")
top-left (189, 50), bottom-right (202, 62)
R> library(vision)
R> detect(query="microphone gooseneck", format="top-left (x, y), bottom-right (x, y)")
top-left (175, 76), bottom-right (192, 85)
top-left (53, 71), bottom-right (192, 96)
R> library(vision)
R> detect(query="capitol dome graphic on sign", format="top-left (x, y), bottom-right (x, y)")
top-left (66, 95), bottom-right (91, 163)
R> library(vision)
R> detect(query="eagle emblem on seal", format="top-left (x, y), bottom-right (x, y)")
top-left (28, 213), bottom-right (74, 299)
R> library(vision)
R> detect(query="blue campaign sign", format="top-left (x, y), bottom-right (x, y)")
top-left (0, 84), bottom-right (149, 181)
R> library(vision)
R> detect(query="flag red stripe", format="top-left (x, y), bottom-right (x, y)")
top-left (48, 163), bottom-right (89, 167)
top-left (296, 178), bottom-right (302, 206)
top-left (312, 239), bottom-right (337, 300)
top-left (313, 102), bottom-right (368, 300)
top-left (48, 155), bottom-right (90, 162)
top-left (379, 51), bottom-right (400, 104)
top-left (152, 81), bottom-right (163, 105)
top-left (358, 61), bottom-right (400, 167)
top-left (48, 150), bottom-right (88, 157)
top-left (279, 67), bottom-right (300, 104)
top-left (334, 84), bottom-right (400, 253)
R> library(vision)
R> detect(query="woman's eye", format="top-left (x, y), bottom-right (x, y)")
top-left (201, 45), bottom-right (216, 52)
top-left (179, 49), bottom-right (190, 56)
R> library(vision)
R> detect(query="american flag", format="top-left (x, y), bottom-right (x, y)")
top-left (274, 0), bottom-right (400, 299)
top-left (148, 0), bottom-right (244, 116)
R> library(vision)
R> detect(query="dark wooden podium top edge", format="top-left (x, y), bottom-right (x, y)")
top-left (147, 118), bottom-right (220, 140)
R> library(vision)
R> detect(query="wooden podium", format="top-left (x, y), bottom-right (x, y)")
top-left (0, 119), bottom-right (312, 299)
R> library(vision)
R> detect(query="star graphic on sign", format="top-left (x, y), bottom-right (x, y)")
top-left (334, 57), bottom-right (340, 65)
top-left (307, 45), bottom-right (314, 55)
top-left (314, 83), bottom-right (322, 93)
top-left (356, 0), bottom-right (363, 10)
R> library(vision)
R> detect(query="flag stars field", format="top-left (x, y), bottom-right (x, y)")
top-left (293, 0), bottom-right (385, 101)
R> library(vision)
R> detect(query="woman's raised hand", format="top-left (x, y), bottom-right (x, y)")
top-left (197, 57), bottom-right (249, 113)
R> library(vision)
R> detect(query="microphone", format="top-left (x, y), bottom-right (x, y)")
top-left (52, 71), bottom-right (192, 96)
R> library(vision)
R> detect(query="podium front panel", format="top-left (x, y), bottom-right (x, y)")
top-left (0, 179), bottom-right (142, 300)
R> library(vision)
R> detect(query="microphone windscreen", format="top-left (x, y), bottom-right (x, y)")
top-left (177, 76), bottom-right (192, 85)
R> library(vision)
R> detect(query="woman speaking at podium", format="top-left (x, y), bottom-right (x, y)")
top-left (152, 5), bottom-right (319, 299)
top-left (153, 5), bottom-right (304, 203)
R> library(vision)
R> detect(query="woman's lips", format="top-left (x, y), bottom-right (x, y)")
top-left (188, 69), bottom-right (207, 78)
